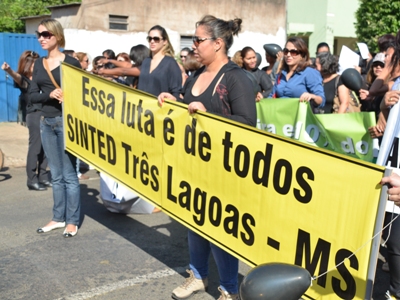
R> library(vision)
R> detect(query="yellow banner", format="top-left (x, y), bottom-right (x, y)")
top-left (62, 64), bottom-right (386, 299)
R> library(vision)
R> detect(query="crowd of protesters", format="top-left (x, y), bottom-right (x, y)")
top-left (4, 14), bottom-right (400, 299)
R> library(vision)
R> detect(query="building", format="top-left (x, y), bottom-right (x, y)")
top-left (22, 0), bottom-right (287, 68)
top-left (287, 0), bottom-right (360, 56)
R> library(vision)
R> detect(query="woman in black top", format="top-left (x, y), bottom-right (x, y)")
top-left (241, 46), bottom-right (273, 101)
top-left (2, 51), bottom-right (51, 191)
top-left (30, 19), bottom-right (82, 237)
top-left (158, 15), bottom-right (256, 300)
top-left (315, 52), bottom-right (350, 113)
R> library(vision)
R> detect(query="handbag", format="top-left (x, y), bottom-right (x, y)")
top-left (43, 58), bottom-right (61, 89)
top-left (333, 75), bottom-right (361, 113)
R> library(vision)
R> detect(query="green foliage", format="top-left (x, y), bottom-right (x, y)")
top-left (0, 0), bottom-right (81, 33)
top-left (355, 0), bottom-right (400, 53)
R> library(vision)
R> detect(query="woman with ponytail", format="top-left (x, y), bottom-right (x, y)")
top-left (158, 15), bottom-right (256, 300)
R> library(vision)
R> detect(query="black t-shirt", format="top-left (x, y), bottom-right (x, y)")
top-left (320, 75), bottom-right (344, 114)
top-left (30, 55), bottom-right (82, 117)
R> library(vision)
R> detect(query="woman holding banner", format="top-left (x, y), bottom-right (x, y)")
top-left (268, 37), bottom-right (325, 110)
top-left (30, 19), bottom-right (82, 238)
top-left (158, 15), bottom-right (256, 300)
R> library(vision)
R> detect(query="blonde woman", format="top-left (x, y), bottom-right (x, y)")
top-left (30, 19), bottom-right (82, 237)
top-left (138, 25), bottom-right (182, 99)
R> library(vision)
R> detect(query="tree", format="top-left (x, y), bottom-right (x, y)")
top-left (0, 0), bottom-right (81, 33)
top-left (355, 0), bottom-right (400, 53)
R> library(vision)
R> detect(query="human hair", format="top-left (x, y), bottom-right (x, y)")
top-left (184, 50), bottom-right (202, 72)
top-left (102, 49), bottom-right (116, 59)
top-left (17, 50), bottom-right (39, 78)
top-left (39, 19), bottom-right (65, 48)
top-left (378, 34), bottom-right (395, 53)
top-left (148, 25), bottom-right (175, 57)
top-left (316, 42), bottom-right (330, 54)
top-left (129, 44), bottom-right (150, 66)
top-left (316, 52), bottom-right (338, 77)
top-left (75, 52), bottom-right (87, 63)
top-left (231, 50), bottom-right (243, 67)
top-left (240, 47), bottom-right (255, 61)
top-left (390, 29), bottom-right (400, 73)
top-left (92, 55), bottom-right (105, 72)
top-left (195, 15), bottom-right (242, 54)
top-left (63, 50), bottom-right (75, 57)
top-left (116, 52), bottom-right (130, 62)
top-left (366, 64), bottom-right (378, 85)
top-left (282, 37), bottom-right (310, 72)
top-left (181, 47), bottom-right (191, 53)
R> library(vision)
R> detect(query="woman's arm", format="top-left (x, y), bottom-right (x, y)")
top-left (260, 71), bottom-right (273, 98)
top-left (98, 58), bottom-right (132, 68)
top-left (1, 62), bottom-right (22, 86)
top-left (337, 85), bottom-right (350, 113)
top-left (97, 66), bottom-right (140, 77)
top-left (304, 68), bottom-right (326, 106)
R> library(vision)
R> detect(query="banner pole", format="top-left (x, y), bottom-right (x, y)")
top-left (365, 167), bottom-right (392, 299)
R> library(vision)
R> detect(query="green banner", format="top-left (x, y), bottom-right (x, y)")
top-left (256, 98), bottom-right (376, 162)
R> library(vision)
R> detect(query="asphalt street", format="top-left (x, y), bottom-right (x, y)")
top-left (0, 122), bottom-right (392, 299)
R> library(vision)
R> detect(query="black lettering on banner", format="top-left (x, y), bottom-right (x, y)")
top-left (222, 131), bottom-right (233, 172)
top-left (241, 213), bottom-right (255, 246)
top-left (209, 196), bottom-right (222, 226)
top-left (67, 114), bottom-right (74, 142)
top-left (97, 129), bottom-right (106, 160)
top-left (332, 249), bottom-right (358, 299)
top-left (106, 135), bottom-right (116, 165)
top-left (185, 118), bottom-right (197, 156)
top-left (222, 132), bottom-right (313, 204)
top-left (121, 142), bottom-right (132, 174)
top-left (82, 77), bottom-right (90, 107)
top-left (163, 110), bottom-right (175, 146)
top-left (234, 145), bottom-right (250, 178)
top-left (386, 137), bottom-right (399, 168)
top-left (198, 131), bottom-right (211, 162)
top-left (193, 188), bottom-right (207, 226)
top-left (178, 181), bottom-right (191, 211)
top-left (79, 120), bottom-right (89, 150)
top-left (167, 165), bottom-right (177, 203)
top-left (294, 167), bottom-right (314, 203)
top-left (165, 165), bottom-right (255, 245)
top-left (121, 98), bottom-right (154, 137)
top-left (224, 204), bottom-right (240, 238)
top-left (82, 76), bottom-right (115, 118)
top-left (252, 143), bottom-right (273, 187)
top-left (273, 159), bottom-right (292, 195)
top-left (150, 165), bottom-right (159, 191)
top-left (88, 125), bottom-right (96, 154)
top-left (140, 153), bottom-right (149, 185)
top-left (295, 229), bottom-right (330, 287)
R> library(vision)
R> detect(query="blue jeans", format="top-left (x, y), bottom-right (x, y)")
top-left (188, 230), bottom-right (239, 294)
top-left (40, 116), bottom-right (80, 225)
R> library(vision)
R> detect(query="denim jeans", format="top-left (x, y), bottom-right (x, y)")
top-left (40, 116), bottom-right (80, 225)
top-left (188, 230), bottom-right (239, 294)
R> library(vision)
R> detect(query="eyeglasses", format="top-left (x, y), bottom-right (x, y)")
top-left (35, 31), bottom-right (54, 39)
top-left (147, 36), bottom-right (162, 43)
top-left (84, 59), bottom-right (89, 63)
top-left (180, 55), bottom-right (187, 59)
top-left (373, 62), bottom-right (384, 68)
top-left (283, 48), bottom-right (301, 56)
top-left (29, 51), bottom-right (38, 57)
top-left (192, 36), bottom-right (214, 47)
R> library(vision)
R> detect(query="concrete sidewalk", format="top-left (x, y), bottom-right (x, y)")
top-left (0, 122), bottom-right (29, 168)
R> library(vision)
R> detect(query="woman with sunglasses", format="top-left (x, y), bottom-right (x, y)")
top-left (158, 15), bottom-right (256, 300)
top-left (2, 51), bottom-right (51, 191)
top-left (137, 25), bottom-right (182, 99)
top-left (75, 52), bottom-right (90, 71)
top-left (268, 37), bottom-right (325, 109)
top-left (241, 46), bottom-right (273, 101)
top-left (29, 19), bottom-right (82, 238)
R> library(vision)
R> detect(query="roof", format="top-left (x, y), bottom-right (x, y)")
top-left (47, 2), bottom-right (81, 9)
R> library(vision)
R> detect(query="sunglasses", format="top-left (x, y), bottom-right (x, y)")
top-left (35, 31), bottom-right (54, 39)
top-left (192, 36), bottom-right (214, 47)
top-left (147, 36), bottom-right (162, 43)
top-left (283, 48), bottom-right (301, 56)
top-left (180, 55), bottom-right (187, 58)
top-left (29, 51), bottom-right (38, 57)
top-left (373, 62), bottom-right (385, 68)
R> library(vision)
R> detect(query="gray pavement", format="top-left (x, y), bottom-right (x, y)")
top-left (0, 122), bottom-right (391, 300)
